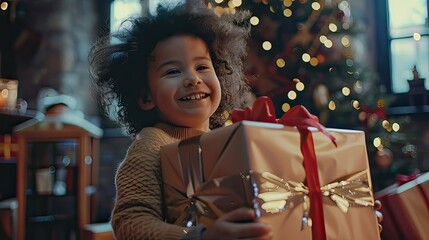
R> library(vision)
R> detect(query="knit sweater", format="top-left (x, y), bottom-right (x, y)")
top-left (111, 123), bottom-right (207, 240)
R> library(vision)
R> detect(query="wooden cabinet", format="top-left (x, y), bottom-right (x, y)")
top-left (14, 113), bottom-right (102, 240)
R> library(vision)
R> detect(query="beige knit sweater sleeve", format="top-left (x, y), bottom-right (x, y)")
top-left (111, 127), bottom-right (189, 240)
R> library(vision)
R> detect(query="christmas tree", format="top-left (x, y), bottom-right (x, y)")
top-left (211, 0), bottom-right (389, 127)
top-left (209, 0), bottom-right (405, 190)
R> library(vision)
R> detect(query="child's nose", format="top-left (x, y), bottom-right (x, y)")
top-left (183, 73), bottom-right (202, 86)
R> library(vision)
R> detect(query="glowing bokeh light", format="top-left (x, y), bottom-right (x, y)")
top-left (392, 123), bottom-right (400, 132)
top-left (302, 53), bottom-right (311, 62)
top-left (342, 87), bottom-right (351, 96)
top-left (296, 82), bottom-right (305, 91)
top-left (276, 58), bottom-right (286, 68)
top-left (328, 100), bottom-right (336, 110)
top-left (262, 41), bottom-right (272, 50)
top-left (288, 90), bottom-right (297, 100)
top-left (282, 102), bottom-right (291, 112)
top-left (373, 137), bottom-right (382, 148)
top-left (250, 16), bottom-right (260, 25)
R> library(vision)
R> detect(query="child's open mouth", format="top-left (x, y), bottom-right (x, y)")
top-left (179, 93), bottom-right (209, 101)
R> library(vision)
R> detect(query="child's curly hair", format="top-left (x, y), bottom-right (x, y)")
top-left (89, 1), bottom-right (251, 135)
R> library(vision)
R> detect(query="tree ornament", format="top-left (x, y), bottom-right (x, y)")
top-left (374, 148), bottom-right (393, 168)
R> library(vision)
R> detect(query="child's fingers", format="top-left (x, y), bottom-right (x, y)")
top-left (374, 200), bottom-right (382, 210)
top-left (378, 223), bottom-right (383, 233)
top-left (376, 210), bottom-right (383, 222)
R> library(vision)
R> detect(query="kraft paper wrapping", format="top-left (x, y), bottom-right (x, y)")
top-left (161, 121), bottom-right (380, 240)
top-left (375, 172), bottom-right (429, 240)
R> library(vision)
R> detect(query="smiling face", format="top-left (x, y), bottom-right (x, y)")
top-left (141, 35), bottom-right (221, 131)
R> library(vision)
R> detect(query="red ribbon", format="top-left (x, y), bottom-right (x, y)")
top-left (396, 171), bottom-right (420, 186)
top-left (231, 96), bottom-right (277, 124)
top-left (232, 96), bottom-right (337, 240)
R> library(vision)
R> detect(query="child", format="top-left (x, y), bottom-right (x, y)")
top-left (89, 1), bottom-right (273, 239)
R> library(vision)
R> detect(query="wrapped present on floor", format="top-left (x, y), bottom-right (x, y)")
top-left (161, 96), bottom-right (380, 240)
top-left (375, 171), bottom-right (429, 240)
top-left (0, 134), bottom-right (18, 160)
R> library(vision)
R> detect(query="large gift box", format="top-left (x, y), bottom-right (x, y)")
top-left (375, 172), bottom-right (429, 240)
top-left (161, 97), bottom-right (380, 240)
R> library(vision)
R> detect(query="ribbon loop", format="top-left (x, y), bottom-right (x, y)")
top-left (231, 96), bottom-right (277, 123)
top-left (396, 170), bottom-right (420, 185)
top-left (232, 97), bottom-right (336, 145)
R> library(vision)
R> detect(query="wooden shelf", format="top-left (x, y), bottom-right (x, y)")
top-left (0, 109), bottom-right (43, 134)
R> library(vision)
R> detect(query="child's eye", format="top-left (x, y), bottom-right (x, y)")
top-left (165, 69), bottom-right (181, 75)
top-left (196, 65), bottom-right (209, 71)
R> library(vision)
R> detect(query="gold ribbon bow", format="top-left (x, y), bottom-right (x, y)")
top-left (257, 170), bottom-right (374, 229)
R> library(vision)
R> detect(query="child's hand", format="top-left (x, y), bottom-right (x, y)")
top-left (202, 207), bottom-right (273, 240)
top-left (375, 200), bottom-right (383, 233)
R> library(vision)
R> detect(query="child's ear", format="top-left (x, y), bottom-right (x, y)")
top-left (138, 95), bottom-right (155, 110)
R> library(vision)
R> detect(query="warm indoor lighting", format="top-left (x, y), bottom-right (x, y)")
top-left (302, 53), bottom-right (311, 62)
top-left (231, 0), bottom-right (242, 7)
top-left (311, 2), bottom-right (321, 10)
top-left (296, 82), bottom-right (305, 91)
top-left (283, 0), bottom-right (293, 7)
top-left (283, 8), bottom-right (293, 17)
top-left (1, 2), bottom-right (8, 11)
top-left (373, 137), bottom-right (382, 148)
top-left (329, 23), bottom-right (338, 32)
top-left (341, 36), bottom-right (351, 47)
top-left (250, 16), bottom-right (260, 25)
top-left (287, 90), bottom-right (297, 100)
top-left (354, 80), bottom-right (362, 93)
top-left (262, 41), bottom-right (272, 50)
top-left (392, 123), bottom-right (400, 132)
top-left (352, 100), bottom-right (360, 109)
top-left (382, 120), bottom-right (390, 129)
top-left (342, 87), bottom-right (351, 96)
top-left (276, 58), bottom-right (286, 68)
top-left (324, 39), bottom-right (333, 48)
top-left (328, 100), bottom-right (336, 110)
top-left (310, 57), bottom-right (319, 66)
top-left (282, 102), bottom-right (291, 112)
top-left (413, 32), bottom-right (421, 41)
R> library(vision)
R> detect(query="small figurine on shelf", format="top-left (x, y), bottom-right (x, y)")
top-left (412, 65), bottom-right (420, 81)
top-left (407, 65), bottom-right (427, 105)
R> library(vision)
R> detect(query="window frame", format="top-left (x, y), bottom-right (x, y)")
top-left (374, 0), bottom-right (429, 107)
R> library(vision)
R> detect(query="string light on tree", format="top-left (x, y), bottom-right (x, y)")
top-left (296, 81), bottom-right (305, 91)
top-left (282, 102), bottom-right (291, 112)
top-left (287, 90), bottom-right (297, 100)
top-left (276, 58), bottom-right (286, 68)
top-left (262, 41), bottom-right (272, 51)
top-left (1, 2), bottom-right (8, 11)
top-left (250, 16), bottom-right (260, 25)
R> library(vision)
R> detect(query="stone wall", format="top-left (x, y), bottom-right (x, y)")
top-left (11, 0), bottom-right (98, 117)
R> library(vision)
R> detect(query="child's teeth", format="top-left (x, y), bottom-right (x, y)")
top-left (183, 93), bottom-right (205, 100)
